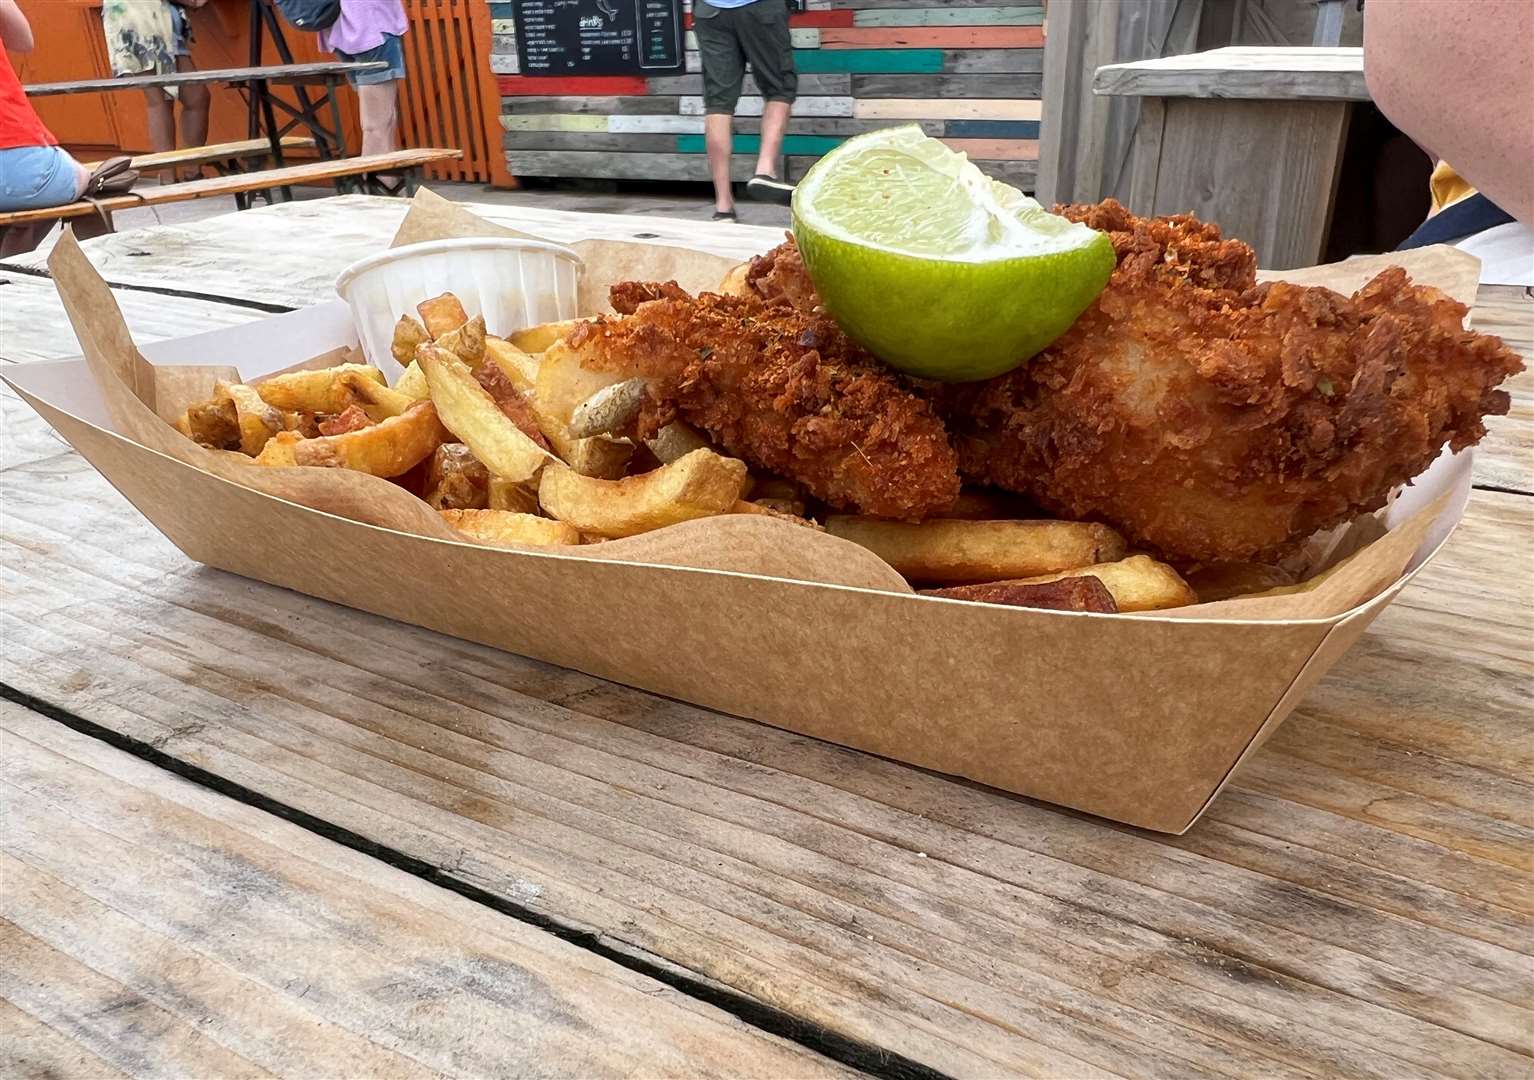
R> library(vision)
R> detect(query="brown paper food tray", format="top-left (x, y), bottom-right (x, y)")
top-left (1, 224), bottom-right (1480, 833)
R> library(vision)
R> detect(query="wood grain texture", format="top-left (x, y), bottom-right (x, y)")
top-left (646, 73), bottom-right (853, 96)
top-left (854, 96), bottom-right (1041, 120)
top-left (942, 46), bottom-right (1045, 73)
top-left (939, 138), bottom-right (1038, 160)
top-left (850, 73), bottom-right (1042, 98)
top-left (1131, 97), bottom-right (1351, 271)
top-left (506, 150), bottom-right (764, 181)
top-left (822, 26), bottom-right (1042, 48)
top-left (679, 95), bottom-right (855, 117)
top-left (22, 61), bottom-right (383, 96)
top-left (854, 6), bottom-right (1043, 26)
top-left (1469, 288), bottom-right (1533, 495)
top-left (84, 136), bottom-right (317, 170)
top-left (0, 149), bottom-right (461, 226)
top-left (0, 705), bottom-right (854, 1080)
top-left (1095, 46), bottom-right (1369, 102)
top-left (3, 394), bottom-right (1527, 1077)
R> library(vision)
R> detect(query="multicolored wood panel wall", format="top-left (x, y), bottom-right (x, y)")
top-left (489, 1), bottom-right (1044, 190)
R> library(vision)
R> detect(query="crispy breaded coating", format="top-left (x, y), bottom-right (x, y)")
top-left (567, 286), bottom-right (960, 520)
top-left (945, 203), bottom-right (1524, 563)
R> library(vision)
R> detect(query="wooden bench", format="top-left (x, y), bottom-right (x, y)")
top-left (87, 137), bottom-right (321, 210)
top-left (0, 148), bottom-right (462, 230)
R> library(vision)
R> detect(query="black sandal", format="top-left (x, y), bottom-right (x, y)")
top-left (84, 155), bottom-right (140, 197)
top-left (711, 209), bottom-right (737, 222)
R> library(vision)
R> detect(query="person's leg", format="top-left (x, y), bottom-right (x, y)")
top-left (175, 57), bottom-right (210, 177)
top-left (705, 112), bottom-right (735, 214)
top-left (357, 81), bottom-right (400, 156)
top-left (756, 100), bottom-right (790, 178)
top-left (143, 87), bottom-right (175, 153)
top-left (693, 7), bottom-right (746, 216)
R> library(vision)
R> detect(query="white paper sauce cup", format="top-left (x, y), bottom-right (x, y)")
top-left (335, 237), bottom-right (583, 368)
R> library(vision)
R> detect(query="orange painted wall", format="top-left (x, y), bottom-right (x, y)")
top-left (13, 0), bottom-right (360, 156)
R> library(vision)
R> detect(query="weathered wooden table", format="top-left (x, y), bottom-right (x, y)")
top-left (1094, 47), bottom-right (1370, 271)
top-left (2, 197), bottom-right (1531, 1078)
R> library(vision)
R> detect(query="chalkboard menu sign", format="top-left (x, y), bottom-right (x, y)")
top-left (514, 0), bottom-right (685, 77)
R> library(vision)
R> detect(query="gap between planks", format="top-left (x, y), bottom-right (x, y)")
top-left (0, 691), bottom-right (944, 1080)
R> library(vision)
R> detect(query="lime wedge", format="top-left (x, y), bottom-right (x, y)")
top-left (792, 125), bottom-right (1115, 381)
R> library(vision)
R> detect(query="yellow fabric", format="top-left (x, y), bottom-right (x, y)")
top-left (1429, 161), bottom-right (1477, 215)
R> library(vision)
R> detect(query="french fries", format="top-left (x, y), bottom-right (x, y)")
top-left (417, 345), bottom-right (551, 483)
top-left (510, 318), bottom-right (583, 354)
top-left (488, 475), bottom-right (540, 515)
top-left (440, 509), bottom-right (579, 548)
top-left (539, 448), bottom-right (749, 538)
top-left (176, 396), bottom-right (240, 450)
top-left (484, 337), bottom-right (539, 393)
top-left (824, 517), bottom-right (1126, 584)
top-left (395, 360), bottom-right (430, 401)
top-left (435, 314), bottom-right (487, 367)
top-left (1000, 556), bottom-right (1198, 613)
top-left (338, 370), bottom-right (418, 419)
top-left (719, 261), bottom-right (751, 296)
top-left (537, 339), bottom-right (624, 426)
top-left (923, 577), bottom-right (1120, 614)
top-left (423, 443), bottom-right (489, 510)
top-left (417, 292), bottom-right (470, 338)
top-left (392, 314), bottom-right (430, 365)
top-left (214, 381), bottom-right (283, 456)
top-left (253, 400), bottom-right (447, 477)
top-left (252, 363), bottom-right (386, 414)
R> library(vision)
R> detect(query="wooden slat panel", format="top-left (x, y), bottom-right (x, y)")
top-left (791, 47), bottom-right (944, 73)
top-left (497, 75), bottom-right (651, 96)
top-left (854, 97), bottom-right (1042, 120)
top-left (855, 6), bottom-right (1044, 26)
top-left (683, 27), bottom-right (821, 50)
top-left (646, 73), bottom-right (853, 96)
top-left (851, 73), bottom-right (1043, 97)
top-left (821, 26), bottom-right (1043, 48)
top-left (504, 150), bottom-right (763, 181)
top-left (679, 96), bottom-right (855, 117)
top-left (0, 706), bottom-right (854, 1080)
top-left (943, 47), bottom-right (1046, 73)
top-left (946, 118), bottom-right (1041, 137)
top-left (677, 134), bottom-right (845, 155)
top-left (502, 95), bottom-right (682, 114)
top-left (941, 138), bottom-right (1039, 160)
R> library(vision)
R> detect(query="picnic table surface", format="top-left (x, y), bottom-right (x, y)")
top-left (1093, 46), bottom-right (1369, 101)
top-left (1, 196), bottom-right (1530, 1078)
top-left (23, 61), bottom-right (388, 97)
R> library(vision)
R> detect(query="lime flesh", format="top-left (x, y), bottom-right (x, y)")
top-left (792, 125), bottom-right (1115, 381)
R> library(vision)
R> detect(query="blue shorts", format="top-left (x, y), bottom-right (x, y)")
top-left (0, 145), bottom-right (84, 212)
top-left (337, 33), bottom-right (406, 86)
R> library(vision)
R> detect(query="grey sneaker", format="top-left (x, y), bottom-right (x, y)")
top-left (746, 174), bottom-right (794, 205)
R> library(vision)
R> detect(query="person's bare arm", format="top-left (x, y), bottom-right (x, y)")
top-left (1364, 0), bottom-right (1533, 225)
top-left (0, 0), bottom-right (35, 52)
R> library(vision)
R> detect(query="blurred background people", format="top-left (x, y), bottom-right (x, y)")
top-left (101, 0), bottom-right (210, 181)
top-left (319, 0), bottom-right (406, 155)
top-left (2, 0), bottom-right (131, 251)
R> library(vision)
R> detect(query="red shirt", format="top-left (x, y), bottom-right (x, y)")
top-left (1, 43), bottom-right (57, 150)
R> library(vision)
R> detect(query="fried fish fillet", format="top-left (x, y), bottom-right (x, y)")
top-left (564, 284), bottom-right (960, 520)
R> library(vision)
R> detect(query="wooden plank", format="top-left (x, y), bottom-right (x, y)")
top-left (1095, 46), bottom-right (1369, 102)
top-left (0, 198), bottom-right (783, 302)
top-left (0, 272), bottom-right (260, 365)
top-left (680, 96), bottom-right (855, 117)
top-left (681, 10), bottom-right (852, 28)
top-left (684, 28), bottom-right (820, 50)
top-left (505, 150), bottom-right (764, 181)
top-left (851, 73), bottom-right (1043, 98)
top-left (855, 6), bottom-right (1043, 26)
top-left (827, 0), bottom-right (1028, 7)
top-left (677, 134), bottom-right (844, 155)
top-left (23, 61), bottom-right (385, 97)
top-left (501, 95), bottom-right (682, 114)
top-left (0, 149), bottom-right (462, 226)
top-left (646, 73), bottom-right (853, 96)
top-left (943, 47), bottom-right (1045, 73)
top-left (84, 136), bottom-right (318, 170)
top-left (855, 97), bottom-right (1042, 120)
top-left (501, 112), bottom-right (611, 132)
top-left (791, 47), bottom-right (944, 73)
top-left (945, 118), bottom-right (1040, 138)
top-left (821, 26), bottom-right (1043, 48)
top-left (496, 75), bottom-right (650, 96)
top-left (1137, 97), bottom-right (1351, 270)
top-left (940, 138), bottom-right (1038, 160)
top-left (506, 131), bottom-right (682, 153)
top-left (1, 449), bottom-right (1530, 1077)
top-left (1468, 289), bottom-right (1533, 495)
top-left (0, 706), bottom-right (855, 1079)
top-left (489, 52), bottom-right (519, 75)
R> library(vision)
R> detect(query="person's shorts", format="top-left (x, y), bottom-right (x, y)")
top-left (0, 145), bottom-right (85, 212)
top-left (693, 0), bottom-right (796, 115)
top-left (169, 4), bottom-right (191, 57)
top-left (337, 33), bottom-right (407, 86)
